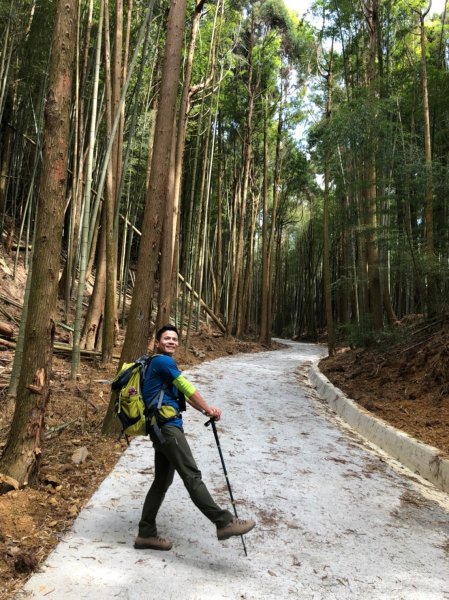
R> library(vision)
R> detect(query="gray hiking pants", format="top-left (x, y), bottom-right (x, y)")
top-left (138, 425), bottom-right (233, 537)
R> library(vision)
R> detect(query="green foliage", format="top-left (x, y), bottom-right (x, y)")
top-left (339, 319), bottom-right (409, 350)
top-left (0, 0), bottom-right (34, 32)
top-left (308, 94), bottom-right (397, 171)
top-left (282, 138), bottom-right (312, 197)
top-left (19, 0), bottom-right (55, 84)
top-left (260, 0), bottom-right (311, 61)
top-left (5, 0), bottom-right (449, 345)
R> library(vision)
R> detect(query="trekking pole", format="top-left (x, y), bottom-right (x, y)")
top-left (204, 418), bottom-right (248, 557)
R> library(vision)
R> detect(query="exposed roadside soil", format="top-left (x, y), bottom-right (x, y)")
top-left (319, 318), bottom-right (449, 457)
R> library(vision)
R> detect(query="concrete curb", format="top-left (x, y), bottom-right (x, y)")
top-left (309, 363), bottom-right (449, 494)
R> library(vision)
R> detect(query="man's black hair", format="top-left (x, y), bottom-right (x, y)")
top-left (156, 324), bottom-right (179, 341)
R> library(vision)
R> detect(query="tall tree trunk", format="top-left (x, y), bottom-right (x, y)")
top-left (259, 95), bottom-right (270, 345)
top-left (417, 4), bottom-right (437, 315)
top-left (58, 0), bottom-right (94, 308)
top-left (112, 0), bottom-right (123, 197)
top-left (364, 0), bottom-right (383, 330)
top-left (321, 41), bottom-right (335, 355)
top-left (121, 0), bottom-right (186, 359)
top-left (102, 0), bottom-right (188, 433)
top-left (103, 0), bottom-right (127, 359)
top-left (191, 100), bottom-right (214, 332)
top-left (81, 211), bottom-right (107, 350)
top-left (156, 116), bottom-right (178, 329)
top-left (0, 0), bottom-right (78, 490)
top-left (71, 0), bottom-right (104, 379)
top-left (266, 77), bottom-right (286, 340)
top-left (214, 113), bottom-right (223, 316)
top-left (226, 13), bottom-right (255, 337)
top-left (102, 0), bottom-right (118, 364)
top-left (239, 188), bottom-right (259, 335)
top-left (156, 0), bottom-right (207, 330)
top-left (419, 5), bottom-right (433, 256)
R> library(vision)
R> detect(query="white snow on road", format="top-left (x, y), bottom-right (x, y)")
top-left (17, 342), bottom-right (449, 599)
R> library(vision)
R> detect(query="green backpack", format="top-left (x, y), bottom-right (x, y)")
top-left (111, 355), bottom-right (152, 437)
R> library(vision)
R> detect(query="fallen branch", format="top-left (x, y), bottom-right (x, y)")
top-left (399, 317), bottom-right (449, 355)
top-left (0, 305), bottom-right (19, 326)
top-left (0, 473), bottom-right (19, 491)
top-left (0, 337), bottom-right (15, 349)
top-left (0, 294), bottom-right (22, 310)
top-left (44, 419), bottom-right (80, 438)
top-left (120, 213), bottom-right (142, 236)
top-left (53, 342), bottom-right (120, 360)
top-left (0, 322), bottom-right (14, 337)
top-left (0, 294), bottom-right (74, 332)
top-left (0, 336), bottom-right (120, 360)
top-left (117, 219), bottom-right (226, 334)
top-left (178, 273), bottom-right (225, 333)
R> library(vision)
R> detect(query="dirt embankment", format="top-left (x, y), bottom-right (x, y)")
top-left (320, 320), bottom-right (449, 457)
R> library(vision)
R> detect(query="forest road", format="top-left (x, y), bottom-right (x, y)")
top-left (17, 341), bottom-right (449, 600)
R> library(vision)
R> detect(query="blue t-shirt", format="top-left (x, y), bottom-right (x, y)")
top-left (142, 354), bottom-right (183, 429)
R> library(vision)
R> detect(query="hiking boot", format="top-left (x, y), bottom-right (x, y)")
top-left (134, 535), bottom-right (172, 551)
top-left (217, 518), bottom-right (256, 541)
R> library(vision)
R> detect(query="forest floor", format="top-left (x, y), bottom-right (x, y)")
top-left (1, 249), bottom-right (449, 598)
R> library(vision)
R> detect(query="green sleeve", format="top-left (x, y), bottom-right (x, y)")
top-left (173, 374), bottom-right (196, 399)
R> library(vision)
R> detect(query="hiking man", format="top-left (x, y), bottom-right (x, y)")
top-left (134, 324), bottom-right (256, 551)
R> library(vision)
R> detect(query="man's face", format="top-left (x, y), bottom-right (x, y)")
top-left (156, 330), bottom-right (179, 356)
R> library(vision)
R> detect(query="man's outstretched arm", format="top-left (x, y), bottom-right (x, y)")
top-left (173, 375), bottom-right (222, 420)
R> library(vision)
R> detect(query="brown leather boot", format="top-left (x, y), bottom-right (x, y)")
top-left (134, 535), bottom-right (173, 550)
top-left (217, 518), bottom-right (256, 540)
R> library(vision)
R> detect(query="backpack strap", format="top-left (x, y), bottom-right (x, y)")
top-left (146, 385), bottom-right (168, 444)
top-left (112, 354), bottom-right (150, 391)
top-left (156, 385), bottom-right (166, 409)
